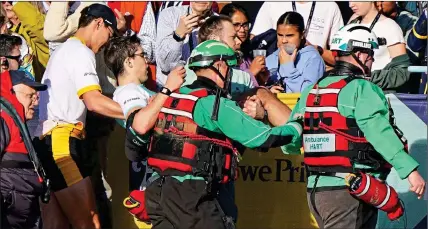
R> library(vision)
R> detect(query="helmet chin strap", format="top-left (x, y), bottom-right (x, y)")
top-left (351, 52), bottom-right (371, 77)
top-left (208, 65), bottom-right (232, 99)
top-left (208, 64), bottom-right (232, 121)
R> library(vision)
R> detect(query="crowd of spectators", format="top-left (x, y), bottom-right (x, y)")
top-left (0, 1), bottom-right (426, 229)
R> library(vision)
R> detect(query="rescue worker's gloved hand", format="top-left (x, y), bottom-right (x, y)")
top-left (123, 190), bottom-right (150, 222)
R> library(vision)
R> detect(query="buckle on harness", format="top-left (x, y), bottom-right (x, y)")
top-left (164, 116), bottom-right (178, 130)
top-left (314, 85), bottom-right (321, 106)
top-left (203, 161), bottom-right (210, 172)
top-left (201, 144), bottom-right (214, 173)
top-left (171, 99), bottom-right (179, 108)
top-left (357, 151), bottom-right (366, 160)
top-left (314, 94), bottom-right (321, 106)
top-left (353, 151), bottom-right (382, 171)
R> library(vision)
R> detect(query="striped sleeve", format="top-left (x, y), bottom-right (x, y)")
top-left (138, 2), bottom-right (157, 64)
top-left (155, 7), bottom-right (185, 73)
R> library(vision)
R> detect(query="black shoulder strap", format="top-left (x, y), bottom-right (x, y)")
top-left (0, 117), bottom-right (10, 149)
top-left (352, 13), bottom-right (381, 30)
top-left (343, 75), bottom-right (360, 84)
top-left (0, 97), bottom-right (50, 203)
top-left (369, 13), bottom-right (381, 30)
top-left (292, 1), bottom-right (316, 37)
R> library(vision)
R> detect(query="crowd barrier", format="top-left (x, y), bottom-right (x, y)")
top-left (106, 93), bottom-right (427, 229)
top-left (408, 66), bottom-right (427, 73)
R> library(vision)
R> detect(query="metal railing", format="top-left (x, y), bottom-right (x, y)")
top-left (408, 66), bottom-right (427, 73)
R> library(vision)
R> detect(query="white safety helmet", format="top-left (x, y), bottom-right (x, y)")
top-left (330, 24), bottom-right (381, 55)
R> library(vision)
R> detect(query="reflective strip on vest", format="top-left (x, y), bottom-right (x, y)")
top-left (305, 107), bottom-right (339, 113)
top-left (160, 107), bottom-right (193, 119)
top-left (170, 93), bottom-right (199, 101)
top-left (309, 88), bottom-right (341, 94)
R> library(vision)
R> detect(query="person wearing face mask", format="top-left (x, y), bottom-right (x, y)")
top-left (348, 1), bottom-right (411, 93)
top-left (265, 11), bottom-right (325, 93)
top-left (155, 1), bottom-right (215, 88)
top-left (32, 4), bottom-right (125, 229)
top-left (282, 24), bottom-right (426, 229)
top-left (141, 40), bottom-right (303, 229)
top-left (0, 34), bottom-right (48, 229)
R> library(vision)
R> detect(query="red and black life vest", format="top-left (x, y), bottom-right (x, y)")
top-left (148, 89), bottom-right (238, 183)
top-left (0, 71), bottom-right (27, 155)
top-left (303, 77), bottom-right (393, 174)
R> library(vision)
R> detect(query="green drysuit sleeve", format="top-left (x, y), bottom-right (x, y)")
top-left (192, 95), bottom-right (302, 149)
top-left (340, 79), bottom-right (419, 179)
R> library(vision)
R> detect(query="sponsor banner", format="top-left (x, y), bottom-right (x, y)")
top-left (235, 148), bottom-right (318, 229)
top-left (235, 94), bottom-right (317, 229)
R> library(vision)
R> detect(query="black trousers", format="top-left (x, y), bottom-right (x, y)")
top-left (145, 176), bottom-right (235, 229)
top-left (1, 153), bottom-right (42, 229)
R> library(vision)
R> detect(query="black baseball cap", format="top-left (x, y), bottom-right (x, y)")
top-left (86, 4), bottom-right (119, 36)
top-left (10, 70), bottom-right (47, 91)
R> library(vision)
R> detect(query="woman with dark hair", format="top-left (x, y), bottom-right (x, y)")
top-left (220, 3), bottom-right (264, 86)
top-left (265, 11), bottom-right (325, 93)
